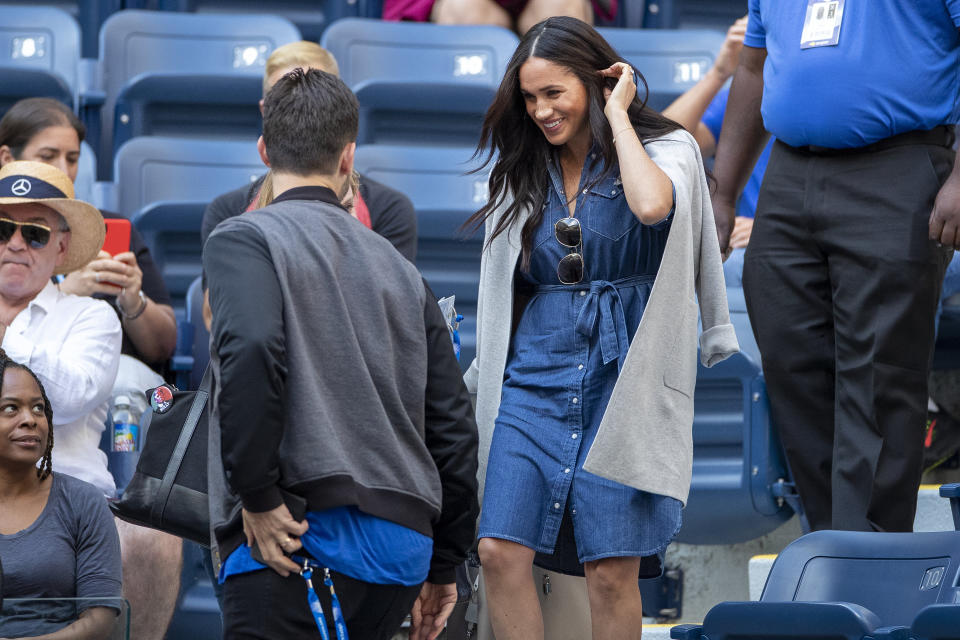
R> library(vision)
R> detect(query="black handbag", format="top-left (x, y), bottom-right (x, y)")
top-left (109, 368), bottom-right (211, 546)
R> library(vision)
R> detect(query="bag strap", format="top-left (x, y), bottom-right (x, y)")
top-left (151, 367), bottom-right (212, 525)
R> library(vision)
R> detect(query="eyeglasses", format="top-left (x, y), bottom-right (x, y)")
top-left (555, 216), bottom-right (584, 284)
top-left (0, 218), bottom-right (52, 249)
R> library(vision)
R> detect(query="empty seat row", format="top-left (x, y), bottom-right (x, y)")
top-left (0, 0), bottom-right (670, 61)
top-left (0, 6), bottom-right (729, 181)
top-left (673, 485), bottom-right (960, 640)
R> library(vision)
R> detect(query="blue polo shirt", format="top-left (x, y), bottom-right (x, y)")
top-left (746, 0), bottom-right (960, 148)
top-left (702, 87), bottom-right (771, 219)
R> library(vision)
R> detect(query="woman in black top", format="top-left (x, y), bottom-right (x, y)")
top-left (0, 98), bottom-right (176, 367)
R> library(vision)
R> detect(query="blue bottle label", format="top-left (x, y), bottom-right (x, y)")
top-left (113, 422), bottom-right (139, 452)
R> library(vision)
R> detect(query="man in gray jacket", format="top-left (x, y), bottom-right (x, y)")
top-left (204, 68), bottom-right (479, 640)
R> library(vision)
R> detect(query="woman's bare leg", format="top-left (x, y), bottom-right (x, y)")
top-left (478, 537), bottom-right (543, 640)
top-left (517, 0), bottom-right (593, 34)
top-left (584, 556), bottom-right (644, 640)
top-left (431, 0), bottom-right (513, 29)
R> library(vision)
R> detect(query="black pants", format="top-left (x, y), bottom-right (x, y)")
top-left (743, 133), bottom-right (955, 532)
top-left (222, 568), bottom-right (421, 640)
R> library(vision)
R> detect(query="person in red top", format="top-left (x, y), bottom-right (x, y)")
top-left (200, 41), bottom-right (417, 261)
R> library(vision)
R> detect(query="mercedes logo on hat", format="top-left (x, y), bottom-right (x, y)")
top-left (11, 179), bottom-right (31, 197)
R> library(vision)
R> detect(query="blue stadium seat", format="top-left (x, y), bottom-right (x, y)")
top-left (678, 348), bottom-right (793, 544)
top-left (322, 19), bottom-right (518, 146)
top-left (597, 27), bottom-right (726, 111)
top-left (141, 0), bottom-right (370, 43)
top-left (97, 9), bottom-right (300, 176)
top-left (185, 276), bottom-right (209, 391)
top-left (132, 201), bottom-right (208, 315)
top-left (934, 301), bottom-right (960, 369)
top-left (113, 136), bottom-right (264, 217)
top-left (672, 523), bottom-right (960, 640)
top-left (942, 483), bottom-right (960, 531)
top-left (912, 604), bottom-right (960, 640)
top-left (113, 136), bottom-right (265, 310)
top-left (591, 0), bottom-right (672, 28)
top-left (0, 6), bottom-right (80, 115)
top-left (353, 144), bottom-right (488, 368)
top-left (74, 141), bottom-right (99, 207)
top-left (672, 0), bottom-right (747, 30)
top-left (0, 0), bottom-right (121, 58)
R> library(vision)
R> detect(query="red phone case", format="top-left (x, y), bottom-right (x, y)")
top-left (102, 218), bottom-right (131, 257)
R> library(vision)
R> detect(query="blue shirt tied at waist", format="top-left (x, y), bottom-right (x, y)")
top-left (537, 274), bottom-right (656, 373)
top-left (219, 505), bottom-right (432, 587)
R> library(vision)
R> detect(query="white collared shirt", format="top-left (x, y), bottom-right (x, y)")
top-left (3, 281), bottom-right (121, 496)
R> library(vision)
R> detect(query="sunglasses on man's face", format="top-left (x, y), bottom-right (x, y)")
top-left (555, 216), bottom-right (584, 285)
top-left (0, 218), bottom-right (53, 249)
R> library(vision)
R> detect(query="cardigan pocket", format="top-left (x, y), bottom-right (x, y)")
top-left (663, 298), bottom-right (698, 398)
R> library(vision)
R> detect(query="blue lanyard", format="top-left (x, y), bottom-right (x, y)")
top-left (298, 557), bottom-right (349, 640)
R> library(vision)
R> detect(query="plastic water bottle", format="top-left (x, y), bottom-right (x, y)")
top-left (112, 395), bottom-right (140, 452)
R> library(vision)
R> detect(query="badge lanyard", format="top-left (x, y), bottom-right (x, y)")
top-left (299, 558), bottom-right (349, 640)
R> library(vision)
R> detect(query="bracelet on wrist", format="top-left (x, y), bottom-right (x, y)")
top-left (117, 290), bottom-right (147, 320)
top-left (613, 126), bottom-right (635, 143)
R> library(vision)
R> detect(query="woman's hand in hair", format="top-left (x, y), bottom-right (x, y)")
top-left (598, 62), bottom-right (637, 121)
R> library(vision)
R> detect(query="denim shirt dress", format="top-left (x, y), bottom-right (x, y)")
top-left (477, 151), bottom-right (684, 568)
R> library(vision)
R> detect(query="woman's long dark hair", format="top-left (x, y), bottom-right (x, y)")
top-left (466, 16), bottom-right (682, 269)
top-left (0, 350), bottom-right (55, 480)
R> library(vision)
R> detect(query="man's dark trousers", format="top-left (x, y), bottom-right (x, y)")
top-left (222, 567), bottom-right (421, 639)
top-left (742, 129), bottom-right (955, 532)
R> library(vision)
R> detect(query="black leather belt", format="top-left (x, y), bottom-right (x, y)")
top-left (787, 125), bottom-right (956, 156)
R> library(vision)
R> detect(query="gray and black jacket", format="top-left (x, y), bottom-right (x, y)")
top-left (204, 186), bottom-right (478, 583)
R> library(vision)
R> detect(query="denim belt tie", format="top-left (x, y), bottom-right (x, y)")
top-left (536, 274), bottom-right (655, 373)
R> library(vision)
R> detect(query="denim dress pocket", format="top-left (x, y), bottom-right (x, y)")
top-left (583, 177), bottom-right (638, 241)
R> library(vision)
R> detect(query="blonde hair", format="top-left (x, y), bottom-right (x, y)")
top-left (254, 170), bottom-right (361, 211)
top-left (263, 41), bottom-right (340, 95)
top-left (255, 171), bottom-right (275, 209)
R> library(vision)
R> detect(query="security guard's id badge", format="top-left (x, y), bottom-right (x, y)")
top-left (800, 0), bottom-right (845, 48)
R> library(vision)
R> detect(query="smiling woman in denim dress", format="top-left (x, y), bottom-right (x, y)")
top-left (465, 17), bottom-right (688, 639)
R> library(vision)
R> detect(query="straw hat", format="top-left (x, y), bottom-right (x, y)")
top-left (0, 161), bottom-right (104, 275)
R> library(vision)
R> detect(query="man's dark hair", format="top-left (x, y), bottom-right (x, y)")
top-left (262, 67), bottom-right (359, 176)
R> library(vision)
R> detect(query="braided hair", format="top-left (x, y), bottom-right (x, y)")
top-left (0, 350), bottom-right (55, 480)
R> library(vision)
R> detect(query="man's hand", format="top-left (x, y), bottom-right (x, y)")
top-left (409, 582), bottom-right (457, 640)
top-left (714, 198), bottom-right (738, 255)
top-left (241, 504), bottom-right (309, 577)
top-left (109, 252), bottom-right (146, 315)
top-left (930, 173), bottom-right (960, 248)
top-left (59, 250), bottom-right (124, 297)
top-left (729, 215), bottom-right (754, 249)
